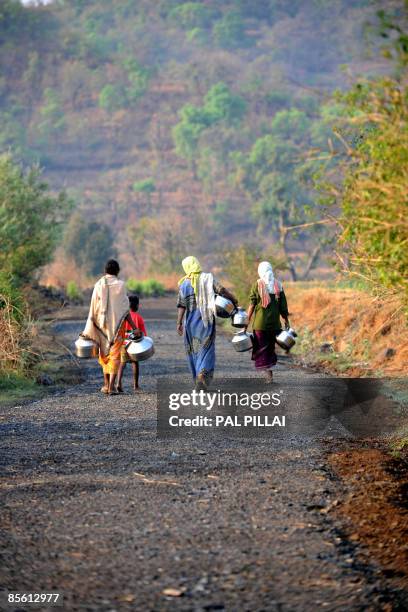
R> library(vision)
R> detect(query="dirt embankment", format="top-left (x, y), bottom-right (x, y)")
top-left (288, 285), bottom-right (407, 377)
top-left (327, 443), bottom-right (408, 587)
top-left (286, 284), bottom-right (408, 588)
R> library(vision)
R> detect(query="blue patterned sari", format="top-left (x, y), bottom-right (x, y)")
top-left (177, 278), bottom-right (219, 382)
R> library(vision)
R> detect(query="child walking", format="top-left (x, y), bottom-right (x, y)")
top-left (116, 294), bottom-right (147, 393)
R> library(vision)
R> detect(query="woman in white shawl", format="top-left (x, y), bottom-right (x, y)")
top-left (81, 259), bottom-right (140, 395)
top-left (246, 261), bottom-right (290, 382)
top-left (177, 255), bottom-right (237, 388)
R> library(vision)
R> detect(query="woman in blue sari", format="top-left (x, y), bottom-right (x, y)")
top-left (177, 256), bottom-right (237, 388)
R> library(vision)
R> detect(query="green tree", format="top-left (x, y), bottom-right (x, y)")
top-left (0, 153), bottom-right (70, 282)
top-left (317, 4), bottom-right (408, 299)
top-left (173, 83), bottom-right (246, 170)
top-left (212, 11), bottom-right (250, 49)
top-left (232, 108), bottom-right (323, 279)
top-left (133, 178), bottom-right (156, 207)
top-left (169, 3), bottom-right (219, 29)
top-left (0, 111), bottom-right (27, 155)
top-left (63, 212), bottom-right (117, 277)
top-left (122, 57), bottom-right (150, 104)
top-left (38, 88), bottom-right (65, 136)
top-left (98, 84), bottom-right (127, 113)
top-left (172, 103), bottom-right (213, 171)
top-left (203, 82), bottom-right (247, 125)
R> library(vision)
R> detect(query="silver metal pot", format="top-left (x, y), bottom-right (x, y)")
top-left (126, 334), bottom-right (155, 362)
top-left (231, 330), bottom-right (253, 352)
top-left (75, 336), bottom-right (98, 359)
top-left (275, 327), bottom-right (297, 351)
top-left (215, 295), bottom-right (236, 318)
top-left (231, 307), bottom-right (248, 328)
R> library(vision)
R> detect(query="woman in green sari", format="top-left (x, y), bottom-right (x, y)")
top-left (247, 261), bottom-right (290, 382)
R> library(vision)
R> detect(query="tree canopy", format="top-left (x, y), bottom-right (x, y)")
top-left (0, 154), bottom-right (70, 282)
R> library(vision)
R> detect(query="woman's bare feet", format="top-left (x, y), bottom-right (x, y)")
top-left (101, 386), bottom-right (109, 394)
top-left (196, 373), bottom-right (208, 391)
top-left (264, 370), bottom-right (273, 383)
top-left (116, 385), bottom-right (124, 393)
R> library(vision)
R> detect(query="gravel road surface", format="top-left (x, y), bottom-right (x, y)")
top-left (0, 299), bottom-right (406, 611)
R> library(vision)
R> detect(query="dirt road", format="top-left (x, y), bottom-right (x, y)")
top-left (0, 299), bottom-right (406, 611)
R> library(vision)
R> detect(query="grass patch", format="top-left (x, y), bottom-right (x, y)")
top-left (0, 372), bottom-right (43, 405)
top-left (126, 278), bottom-right (165, 297)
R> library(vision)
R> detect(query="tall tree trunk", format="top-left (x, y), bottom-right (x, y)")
top-left (301, 244), bottom-right (322, 280)
top-left (278, 212), bottom-right (298, 281)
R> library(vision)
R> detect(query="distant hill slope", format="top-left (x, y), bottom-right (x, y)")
top-left (0, 0), bottom-right (395, 280)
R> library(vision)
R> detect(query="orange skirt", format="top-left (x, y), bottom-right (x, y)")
top-left (98, 322), bottom-right (126, 376)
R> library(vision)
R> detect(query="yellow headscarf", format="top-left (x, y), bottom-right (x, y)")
top-left (178, 255), bottom-right (202, 296)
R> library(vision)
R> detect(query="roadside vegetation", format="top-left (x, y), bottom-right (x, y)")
top-left (0, 154), bottom-right (70, 393)
top-left (290, 6), bottom-right (408, 386)
top-left (220, 7), bottom-right (408, 383)
top-left (316, 6), bottom-right (408, 306)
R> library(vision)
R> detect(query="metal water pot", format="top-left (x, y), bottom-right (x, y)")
top-left (125, 334), bottom-right (155, 362)
top-left (231, 330), bottom-right (253, 352)
top-left (215, 295), bottom-right (236, 318)
top-left (231, 307), bottom-right (248, 328)
top-left (275, 327), bottom-right (297, 351)
top-left (75, 336), bottom-right (98, 359)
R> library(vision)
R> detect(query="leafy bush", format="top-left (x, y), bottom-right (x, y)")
top-left (63, 212), bottom-right (117, 277)
top-left (133, 178), bottom-right (155, 194)
top-left (0, 154), bottom-right (70, 283)
top-left (123, 58), bottom-right (150, 104)
top-left (318, 12), bottom-right (408, 302)
top-left (126, 278), bottom-right (144, 294)
top-left (98, 84), bottom-right (127, 113)
top-left (335, 82), bottom-right (408, 297)
top-left (204, 82), bottom-right (247, 125)
top-left (186, 27), bottom-right (208, 44)
top-left (169, 3), bottom-right (218, 30)
top-left (38, 88), bottom-right (65, 135)
top-left (0, 272), bottom-right (25, 324)
top-left (126, 278), bottom-right (165, 297)
top-left (142, 279), bottom-right (166, 297)
top-left (0, 274), bottom-right (32, 378)
top-left (66, 280), bottom-right (82, 302)
top-left (212, 11), bottom-right (250, 49)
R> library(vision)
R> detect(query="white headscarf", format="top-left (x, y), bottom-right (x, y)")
top-left (257, 261), bottom-right (282, 308)
top-left (258, 261), bottom-right (276, 293)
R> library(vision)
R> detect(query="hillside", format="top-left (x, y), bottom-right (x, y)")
top-left (0, 0), bottom-right (399, 283)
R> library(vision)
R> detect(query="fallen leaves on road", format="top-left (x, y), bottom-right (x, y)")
top-left (162, 587), bottom-right (185, 597)
top-left (118, 593), bottom-right (135, 602)
top-left (133, 472), bottom-right (181, 487)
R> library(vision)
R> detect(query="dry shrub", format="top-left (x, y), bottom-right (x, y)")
top-left (40, 250), bottom-right (92, 290)
top-left (0, 294), bottom-right (33, 376)
top-left (288, 284), bottom-right (408, 376)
